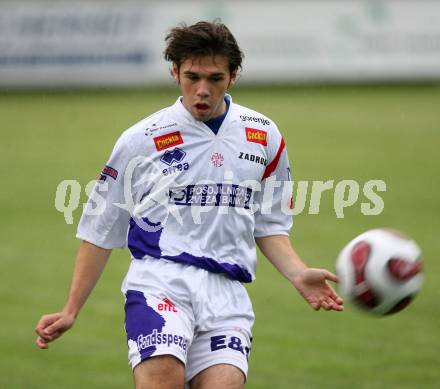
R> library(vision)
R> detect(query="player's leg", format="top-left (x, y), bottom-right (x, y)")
top-left (185, 328), bottom-right (252, 387)
top-left (134, 355), bottom-right (185, 389)
top-left (122, 259), bottom-right (197, 388)
top-left (189, 363), bottom-right (244, 389)
top-left (185, 272), bottom-right (254, 387)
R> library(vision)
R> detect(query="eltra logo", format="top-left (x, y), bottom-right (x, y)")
top-left (245, 128), bottom-right (267, 146)
top-left (158, 298), bottom-right (178, 313)
top-left (154, 131), bottom-right (184, 151)
top-left (160, 148), bottom-right (186, 166)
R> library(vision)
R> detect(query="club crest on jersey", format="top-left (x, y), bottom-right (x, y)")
top-left (245, 128), bottom-right (267, 146)
top-left (154, 131), bottom-right (184, 151)
top-left (211, 152), bottom-right (224, 167)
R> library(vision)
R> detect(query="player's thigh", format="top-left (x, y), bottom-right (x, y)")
top-left (134, 355), bottom-right (185, 389)
top-left (124, 289), bottom-right (193, 372)
top-left (185, 328), bottom-right (252, 384)
top-left (185, 274), bottom-right (254, 384)
top-left (189, 363), bottom-right (244, 389)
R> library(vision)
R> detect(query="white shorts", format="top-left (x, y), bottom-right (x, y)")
top-left (121, 257), bottom-right (255, 383)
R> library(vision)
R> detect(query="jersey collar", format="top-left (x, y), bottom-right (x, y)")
top-left (171, 94), bottom-right (236, 131)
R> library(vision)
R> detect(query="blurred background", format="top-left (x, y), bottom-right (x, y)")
top-left (2, 0), bottom-right (440, 87)
top-left (1, 1), bottom-right (439, 388)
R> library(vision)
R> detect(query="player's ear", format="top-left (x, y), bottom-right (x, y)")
top-left (228, 69), bottom-right (238, 88)
top-left (171, 63), bottom-right (180, 84)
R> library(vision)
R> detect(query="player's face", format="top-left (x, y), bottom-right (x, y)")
top-left (172, 55), bottom-right (237, 121)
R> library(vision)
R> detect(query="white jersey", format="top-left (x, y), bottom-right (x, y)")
top-left (77, 95), bottom-right (293, 282)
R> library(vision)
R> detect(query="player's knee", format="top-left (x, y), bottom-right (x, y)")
top-left (190, 364), bottom-right (245, 389)
top-left (134, 355), bottom-right (185, 389)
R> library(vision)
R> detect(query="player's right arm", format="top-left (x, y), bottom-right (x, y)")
top-left (35, 131), bottom-right (134, 349)
top-left (35, 241), bottom-right (111, 349)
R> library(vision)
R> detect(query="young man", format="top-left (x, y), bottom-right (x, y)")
top-left (35, 21), bottom-right (343, 389)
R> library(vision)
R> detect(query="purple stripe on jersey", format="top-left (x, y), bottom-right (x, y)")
top-left (128, 217), bottom-right (163, 259)
top-left (125, 290), bottom-right (166, 360)
top-left (127, 217), bottom-right (252, 283)
top-left (163, 252), bottom-right (252, 283)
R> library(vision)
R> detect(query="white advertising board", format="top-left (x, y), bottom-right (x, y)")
top-left (1, 1), bottom-right (440, 87)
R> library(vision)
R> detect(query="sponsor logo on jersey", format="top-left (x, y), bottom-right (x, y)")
top-left (238, 152), bottom-right (267, 166)
top-left (137, 329), bottom-right (188, 352)
top-left (245, 128), bottom-right (267, 146)
top-left (169, 184), bottom-right (253, 208)
top-left (240, 115), bottom-right (271, 126)
top-left (158, 122), bottom-right (178, 130)
top-left (145, 123), bottom-right (178, 137)
top-left (160, 147), bottom-right (190, 175)
top-left (154, 131), bottom-right (183, 151)
top-left (99, 165), bottom-right (118, 181)
top-left (161, 148), bottom-right (186, 166)
top-left (157, 297), bottom-right (178, 312)
top-left (211, 335), bottom-right (251, 360)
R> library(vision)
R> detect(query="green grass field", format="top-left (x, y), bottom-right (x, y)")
top-left (1, 84), bottom-right (439, 388)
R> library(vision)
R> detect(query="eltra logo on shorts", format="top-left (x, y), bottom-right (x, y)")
top-left (157, 298), bottom-right (178, 312)
top-left (245, 128), bottom-right (267, 146)
top-left (154, 131), bottom-right (184, 151)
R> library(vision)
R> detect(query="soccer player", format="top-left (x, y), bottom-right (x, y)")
top-left (35, 21), bottom-right (343, 389)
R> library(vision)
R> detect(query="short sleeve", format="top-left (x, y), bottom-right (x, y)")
top-left (76, 136), bottom-right (132, 249)
top-left (254, 137), bottom-right (293, 238)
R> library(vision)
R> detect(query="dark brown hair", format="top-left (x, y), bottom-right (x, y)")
top-left (164, 20), bottom-right (244, 74)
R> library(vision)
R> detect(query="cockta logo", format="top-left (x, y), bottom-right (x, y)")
top-left (245, 128), bottom-right (267, 146)
top-left (154, 131), bottom-right (184, 151)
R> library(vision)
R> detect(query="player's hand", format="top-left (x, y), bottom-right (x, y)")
top-left (35, 312), bottom-right (75, 349)
top-left (291, 268), bottom-right (344, 312)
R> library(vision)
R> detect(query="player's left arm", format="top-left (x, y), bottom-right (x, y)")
top-left (254, 128), bottom-right (343, 311)
top-left (256, 235), bottom-right (344, 312)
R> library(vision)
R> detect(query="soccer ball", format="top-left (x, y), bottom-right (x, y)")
top-left (336, 228), bottom-right (423, 316)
